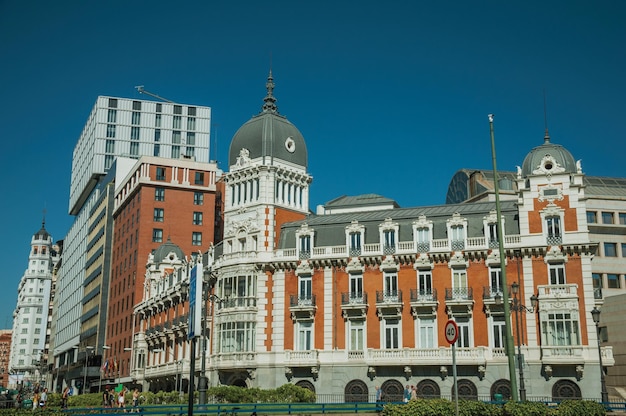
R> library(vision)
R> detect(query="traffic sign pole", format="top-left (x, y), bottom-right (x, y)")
top-left (445, 320), bottom-right (459, 416)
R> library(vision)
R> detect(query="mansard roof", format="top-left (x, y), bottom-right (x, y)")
top-left (278, 200), bottom-right (519, 249)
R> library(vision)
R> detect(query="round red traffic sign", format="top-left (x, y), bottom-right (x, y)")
top-left (444, 319), bottom-right (459, 344)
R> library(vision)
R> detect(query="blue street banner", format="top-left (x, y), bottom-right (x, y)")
top-left (188, 264), bottom-right (202, 339)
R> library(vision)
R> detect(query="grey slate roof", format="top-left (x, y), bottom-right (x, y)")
top-left (325, 194), bottom-right (400, 209)
top-left (278, 200), bottom-right (519, 250)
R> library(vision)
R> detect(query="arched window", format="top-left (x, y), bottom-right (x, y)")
top-left (380, 379), bottom-right (404, 402)
top-left (490, 379), bottom-right (511, 401)
top-left (344, 379), bottom-right (368, 402)
top-left (416, 379), bottom-right (440, 399)
top-left (452, 379), bottom-right (477, 400)
top-left (552, 380), bottom-right (581, 401)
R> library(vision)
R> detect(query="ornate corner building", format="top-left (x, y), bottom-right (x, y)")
top-left (130, 73), bottom-right (624, 402)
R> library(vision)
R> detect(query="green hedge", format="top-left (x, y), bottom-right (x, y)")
top-left (0, 393), bottom-right (605, 416)
top-left (381, 399), bottom-right (606, 416)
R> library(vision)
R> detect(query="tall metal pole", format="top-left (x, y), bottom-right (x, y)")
top-left (187, 337), bottom-right (196, 416)
top-left (513, 289), bottom-right (526, 401)
top-left (198, 286), bottom-right (208, 404)
top-left (452, 343), bottom-right (459, 416)
top-left (592, 308), bottom-right (609, 403)
top-left (83, 348), bottom-right (87, 395)
top-left (489, 114), bottom-right (519, 401)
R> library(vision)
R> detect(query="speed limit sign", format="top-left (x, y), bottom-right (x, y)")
top-left (445, 319), bottom-right (459, 344)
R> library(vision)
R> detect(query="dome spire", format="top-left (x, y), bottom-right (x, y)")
top-left (261, 69), bottom-right (278, 114)
top-left (543, 88), bottom-right (550, 144)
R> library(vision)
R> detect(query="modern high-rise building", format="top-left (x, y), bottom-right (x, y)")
top-left (9, 222), bottom-right (60, 388)
top-left (52, 95), bottom-right (212, 392)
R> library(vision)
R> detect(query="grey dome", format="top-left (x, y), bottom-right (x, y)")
top-left (521, 132), bottom-right (576, 177)
top-left (228, 71), bottom-right (308, 168)
top-left (153, 237), bottom-right (185, 264)
top-left (33, 220), bottom-right (50, 241)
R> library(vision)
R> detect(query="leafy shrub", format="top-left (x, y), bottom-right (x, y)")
top-left (207, 384), bottom-right (314, 404)
top-left (554, 399), bottom-right (605, 416)
top-left (503, 400), bottom-right (553, 416)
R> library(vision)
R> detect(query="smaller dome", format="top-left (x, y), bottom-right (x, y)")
top-left (153, 237), bottom-right (185, 264)
top-left (33, 220), bottom-right (50, 241)
top-left (521, 131), bottom-right (577, 177)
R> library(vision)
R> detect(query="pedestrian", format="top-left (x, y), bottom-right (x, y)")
top-left (62, 386), bottom-right (70, 409)
top-left (102, 387), bottom-right (110, 408)
top-left (132, 388), bottom-right (140, 412)
top-left (375, 385), bottom-right (383, 412)
top-left (109, 388), bottom-right (116, 408)
top-left (32, 391), bottom-right (39, 410)
top-left (403, 385), bottom-right (410, 403)
top-left (40, 388), bottom-right (47, 408)
top-left (410, 385), bottom-right (417, 400)
top-left (118, 387), bottom-right (126, 411)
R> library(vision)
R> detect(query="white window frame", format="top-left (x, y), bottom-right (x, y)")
top-left (348, 320), bottom-right (365, 351)
top-left (541, 312), bottom-right (580, 346)
top-left (455, 316), bottom-right (472, 348)
top-left (491, 315), bottom-right (506, 349)
top-left (549, 263), bottom-right (566, 285)
top-left (296, 321), bottom-right (313, 351)
top-left (349, 274), bottom-right (363, 299)
top-left (417, 315), bottom-right (436, 349)
top-left (418, 270), bottom-right (432, 295)
top-left (382, 318), bottom-right (401, 349)
top-left (299, 275), bottom-right (313, 304)
top-left (384, 272), bottom-right (398, 298)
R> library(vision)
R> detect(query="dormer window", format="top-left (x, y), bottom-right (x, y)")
top-left (383, 230), bottom-right (395, 254)
top-left (447, 212), bottom-right (467, 251)
top-left (413, 215), bottom-right (433, 253)
top-left (451, 225), bottom-right (465, 250)
top-left (346, 220), bottom-right (365, 257)
top-left (296, 224), bottom-right (314, 260)
top-left (379, 218), bottom-right (399, 256)
top-left (487, 223), bottom-right (498, 248)
top-left (415, 228), bottom-right (429, 252)
top-left (546, 216), bottom-right (562, 245)
top-left (299, 235), bottom-right (311, 259)
top-left (350, 232), bottom-right (361, 255)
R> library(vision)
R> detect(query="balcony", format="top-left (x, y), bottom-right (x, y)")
top-left (272, 234), bottom-right (524, 261)
top-left (375, 290), bottom-right (403, 317)
top-left (409, 289), bottom-right (438, 314)
top-left (221, 296), bottom-right (257, 309)
top-left (482, 286), bottom-right (513, 307)
top-left (212, 352), bottom-right (257, 369)
top-left (537, 284), bottom-right (578, 300)
top-left (289, 294), bottom-right (316, 319)
top-left (284, 350), bottom-right (320, 367)
top-left (341, 292), bottom-right (368, 318)
top-left (364, 347), bottom-right (488, 366)
top-left (547, 234), bottom-right (562, 246)
top-left (445, 287), bottom-right (473, 313)
top-left (445, 287), bottom-right (473, 302)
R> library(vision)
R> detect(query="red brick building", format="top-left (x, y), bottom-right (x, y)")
top-left (0, 330), bottom-right (11, 389)
top-left (105, 156), bottom-right (220, 385)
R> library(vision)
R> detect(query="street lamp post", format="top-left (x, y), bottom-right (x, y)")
top-left (75, 346), bottom-right (94, 394)
top-left (99, 346), bottom-right (111, 393)
top-left (591, 307), bottom-right (609, 403)
top-left (121, 347), bottom-right (133, 386)
top-left (509, 279), bottom-right (537, 402)
top-left (153, 348), bottom-right (182, 396)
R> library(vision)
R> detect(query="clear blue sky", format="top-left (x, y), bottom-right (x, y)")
top-left (1, 0), bottom-right (624, 329)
